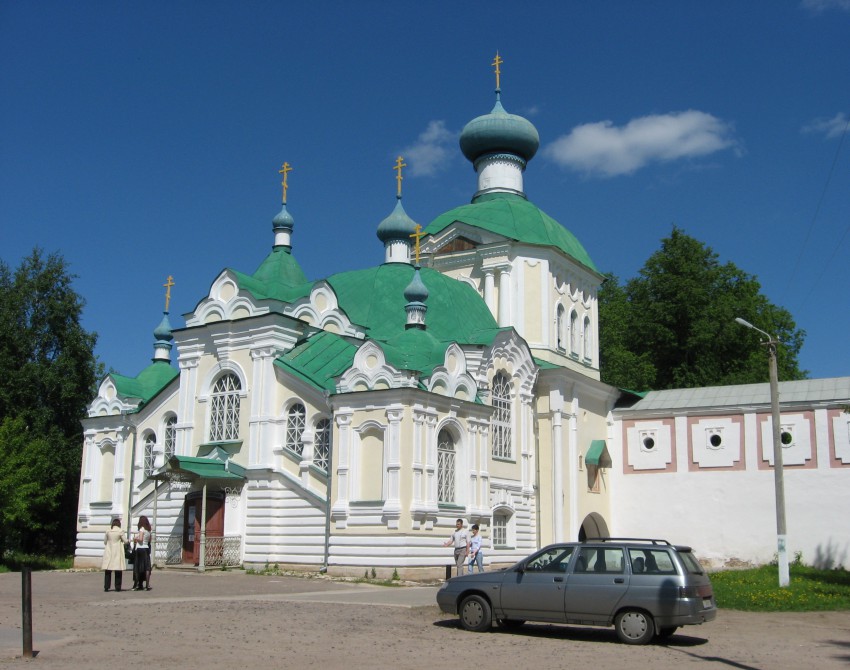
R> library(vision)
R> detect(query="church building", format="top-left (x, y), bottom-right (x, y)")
top-left (74, 60), bottom-right (850, 577)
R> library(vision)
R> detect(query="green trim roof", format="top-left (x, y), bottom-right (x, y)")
top-left (325, 264), bottom-right (499, 342)
top-left (231, 247), bottom-right (313, 303)
top-left (426, 192), bottom-right (598, 273)
top-left (275, 331), bottom-right (359, 392)
top-left (111, 361), bottom-right (178, 403)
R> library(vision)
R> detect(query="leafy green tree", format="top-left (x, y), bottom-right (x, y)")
top-left (0, 249), bottom-right (101, 555)
top-left (599, 227), bottom-right (805, 391)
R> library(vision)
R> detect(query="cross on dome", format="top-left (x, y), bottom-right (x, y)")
top-left (278, 162), bottom-right (292, 204)
top-left (492, 51), bottom-right (503, 91)
top-left (163, 275), bottom-right (174, 312)
top-left (394, 156), bottom-right (407, 198)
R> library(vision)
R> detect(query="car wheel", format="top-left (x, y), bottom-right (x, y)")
top-left (459, 595), bottom-right (492, 632)
top-left (614, 609), bottom-right (655, 645)
top-left (496, 618), bottom-right (525, 630)
top-left (656, 626), bottom-right (678, 639)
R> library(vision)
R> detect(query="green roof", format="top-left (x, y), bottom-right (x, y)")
top-left (166, 452), bottom-right (246, 480)
top-left (426, 192), bottom-right (598, 273)
top-left (111, 361), bottom-right (179, 403)
top-left (275, 331), bottom-right (359, 392)
top-left (325, 264), bottom-right (499, 342)
top-left (231, 247), bottom-right (313, 303)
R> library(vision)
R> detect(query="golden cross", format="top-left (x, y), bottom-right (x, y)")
top-left (278, 162), bottom-right (292, 204)
top-left (410, 223), bottom-right (425, 265)
top-left (394, 156), bottom-right (407, 197)
top-left (163, 275), bottom-right (175, 312)
top-left (492, 52), bottom-right (503, 90)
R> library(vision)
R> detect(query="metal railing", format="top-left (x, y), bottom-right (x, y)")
top-left (153, 534), bottom-right (242, 567)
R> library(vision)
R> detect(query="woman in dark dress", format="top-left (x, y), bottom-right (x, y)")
top-left (133, 515), bottom-right (152, 590)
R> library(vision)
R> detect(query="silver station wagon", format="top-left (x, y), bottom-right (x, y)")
top-left (436, 538), bottom-right (716, 644)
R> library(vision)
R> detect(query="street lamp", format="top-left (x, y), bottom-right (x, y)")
top-left (735, 317), bottom-right (789, 587)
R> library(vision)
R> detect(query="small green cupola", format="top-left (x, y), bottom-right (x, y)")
top-left (403, 266), bottom-right (428, 330)
top-left (377, 156), bottom-right (419, 264)
top-left (458, 53), bottom-right (540, 198)
top-left (152, 311), bottom-right (174, 362)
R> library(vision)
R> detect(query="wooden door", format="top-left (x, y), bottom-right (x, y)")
top-left (182, 493), bottom-right (225, 565)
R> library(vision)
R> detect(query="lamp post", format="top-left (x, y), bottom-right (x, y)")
top-left (735, 317), bottom-right (789, 587)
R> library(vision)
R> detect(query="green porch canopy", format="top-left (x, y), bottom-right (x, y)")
top-left (163, 447), bottom-right (246, 481)
top-left (586, 439), bottom-right (612, 467)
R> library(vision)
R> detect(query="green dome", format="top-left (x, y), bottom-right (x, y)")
top-left (426, 192), bottom-right (598, 273)
top-left (459, 94), bottom-right (540, 164)
top-left (272, 204), bottom-right (295, 231)
top-left (377, 197), bottom-right (418, 243)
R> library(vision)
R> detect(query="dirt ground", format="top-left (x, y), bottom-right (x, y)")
top-left (1, 569), bottom-right (849, 669)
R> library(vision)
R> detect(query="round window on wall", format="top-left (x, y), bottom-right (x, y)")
top-left (642, 436), bottom-right (655, 450)
top-left (709, 433), bottom-right (723, 448)
top-left (781, 430), bottom-right (793, 446)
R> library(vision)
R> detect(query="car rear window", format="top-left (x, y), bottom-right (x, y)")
top-left (628, 548), bottom-right (677, 574)
top-left (677, 550), bottom-right (706, 575)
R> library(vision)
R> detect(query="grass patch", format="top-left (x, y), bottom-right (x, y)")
top-left (712, 564), bottom-right (850, 611)
top-left (0, 553), bottom-right (74, 573)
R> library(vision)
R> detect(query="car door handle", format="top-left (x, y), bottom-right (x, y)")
top-left (614, 577), bottom-right (625, 583)
top-left (553, 577), bottom-right (564, 583)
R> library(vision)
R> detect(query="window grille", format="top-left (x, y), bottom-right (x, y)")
top-left (143, 433), bottom-right (156, 477)
top-left (314, 418), bottom-right (331, 471)
top-left (209, 373), bottom-right (241, 441)
top-left (491, 373), bottom-right (512, 459)
top-left (493, 513), bottom-right (507, 546)
top-left (164, 416), bottom-right (177, 461)
top-left (437, 429), bottom-right (456, 503)
top-left (286, 403), bottom-right (306, 455)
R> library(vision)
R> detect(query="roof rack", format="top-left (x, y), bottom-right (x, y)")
top-left (583, 537), bottom-right (672, 546)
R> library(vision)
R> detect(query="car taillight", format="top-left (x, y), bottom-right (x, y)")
top-left (679, 585), bottom-right (713, 599)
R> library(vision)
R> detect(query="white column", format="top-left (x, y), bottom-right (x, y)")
top-left (552, 410), bottom-right (564, 542)
top-left (176, 354), bottom-right (201, 456)
top-left (383, 405), bottom-right (403, 528)
top-left (520, 392), bottom-right (535, 496)
top-left (498, 265), bottom-right (512, 327)
top-left (568, 397), bottom-right (579, 538)
top-left (331, 411), bottom-right (353, 528)
top-left (483, 269), bottom-right (496, 317)
top-left (249, 347), bottom-right (276, 467)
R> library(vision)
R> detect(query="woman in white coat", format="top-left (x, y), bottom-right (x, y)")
top-left (102, 518), bottom-right (127, 592)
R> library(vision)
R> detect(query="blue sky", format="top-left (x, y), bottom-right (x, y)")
top-left (2, 1), bottom-right (848, 381)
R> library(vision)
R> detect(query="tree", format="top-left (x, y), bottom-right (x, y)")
top-left (599, 227), bottom-right (806, 391)
top-left (0, 249), bottom-right (101, 555)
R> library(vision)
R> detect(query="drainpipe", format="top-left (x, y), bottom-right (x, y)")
top-left (123, 411), bottom-right (137, 532)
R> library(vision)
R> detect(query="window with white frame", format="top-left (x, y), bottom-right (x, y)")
top-left (286, 403), bottom-right (307, 455)
top-left (437, 429), bottom-right (456, 503)
top-left (314, 418), bottom-right (331, 471)
top-left (163, 416), bottom-right (177, 461)
top-left (569, 310), bottom-right (578, 354)
top-left (491, 372), bottom-right (512, 459)
top-left (143, 433), bottom-right (156, 477)
top-left (556, 304), bottom-right (566, 351)
top-left (209, 373), bottom-right (241, 441)
top-left (492, 512), bottom-right (508, 547)
top-left (583, 315), bottom-right (591, 360)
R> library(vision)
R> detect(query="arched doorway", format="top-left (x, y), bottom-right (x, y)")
top-left (578, 512), bottom-right (609, 542)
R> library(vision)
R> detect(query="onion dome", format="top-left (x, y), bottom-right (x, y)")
top-left (152, 312), bottom-right (174, 362)
top-left (459, 92), bottom-right (540, 166)
top-left (403, 266), bottom-right (428, 330)
top-left (377, 196), bottom-right (418, 243)
top-left (272, 203), bottom-right (295, 230)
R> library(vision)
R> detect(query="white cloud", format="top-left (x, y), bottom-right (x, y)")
top-left (801, 0), bottom-right (850, 14)
top-left (543, 110), bottom-right (738, 177)
top-left (400, 120), bottom-right (457, 177)
top-left (802, 112), bottom-right (849, 139)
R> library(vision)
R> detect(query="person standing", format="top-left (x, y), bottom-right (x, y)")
top-left (102, 518), bottom-right (127, 592)
top-left (442, 518), bottom-right (469, 577)
top-left (133, 516), bottom-right (152, 591)
top-left (467, 524), bottom-right (484, 573)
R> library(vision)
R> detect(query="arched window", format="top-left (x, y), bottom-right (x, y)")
top-left (163, 416), bottom-right (177, 461)
top-left (437, 429), bottom-right (456, 503)
top-left (286, 403), bottom-right (306, 455)
top-left (569, 311), bottom-right (578, 354)
top-left (583, 315), bottom-right (592, 360)
top-left (209, 373), bottom-right (241, 441)
top-left (491, 372), bottom-right (512, 459)
top-left (556, 304), bottom-right (566, 351)
top-left (314, 418), bottom-right (331, 471)
top-left (143, 433), bottom-right (156, 477)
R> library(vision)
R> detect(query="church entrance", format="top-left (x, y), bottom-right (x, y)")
top-left (182, 491), bottom-right (225, 565)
